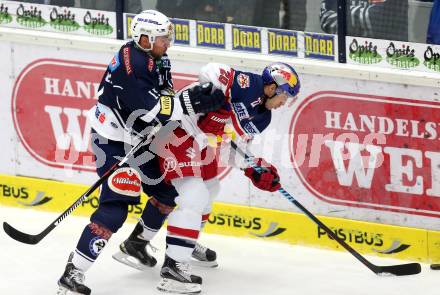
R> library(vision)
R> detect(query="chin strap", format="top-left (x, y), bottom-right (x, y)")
top-left (133, 40), bottom-right (153, 53)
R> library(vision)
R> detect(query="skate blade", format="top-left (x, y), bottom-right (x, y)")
top-left (157, 278), bottom-right (201, 294)
top-left (190, 258), bottom-right (218, 268)
top-left (112, 251), bottom-right (153, 271)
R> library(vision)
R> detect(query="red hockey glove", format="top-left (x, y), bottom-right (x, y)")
top-left (197, 108), bottom-right (231, 136)
top-left (244, 158), bottom-right (281, 192)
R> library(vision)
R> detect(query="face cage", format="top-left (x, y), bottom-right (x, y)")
top-left (275, 84), bottom-right (296, 98)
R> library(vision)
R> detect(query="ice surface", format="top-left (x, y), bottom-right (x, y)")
top-left (0, 206), bottom-right (436, 295)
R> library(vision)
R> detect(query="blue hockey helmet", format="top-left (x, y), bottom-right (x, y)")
top-left (262, 62), bottom-right (300, 98)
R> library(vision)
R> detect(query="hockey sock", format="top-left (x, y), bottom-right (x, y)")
top-left (138, 198), bottom-right (174, 241)
top-left (72, 222), bottom-right (112, 271)
top-left (165, 177), bottom-right (209, 262)
top-left (166, 208), bottom-right (202, 262)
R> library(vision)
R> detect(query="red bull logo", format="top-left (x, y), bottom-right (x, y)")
top-left (278, 69), bottom-right (297, 87)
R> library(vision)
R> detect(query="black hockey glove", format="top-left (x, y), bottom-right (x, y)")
top-left (178, 82), bottom-right (225, 115)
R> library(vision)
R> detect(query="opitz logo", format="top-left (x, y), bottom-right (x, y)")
top-left (17, 191), bottom-right (52, 207)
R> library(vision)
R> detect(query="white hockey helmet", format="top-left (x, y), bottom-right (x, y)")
top-left (131, 10), bottom-right (174, 50)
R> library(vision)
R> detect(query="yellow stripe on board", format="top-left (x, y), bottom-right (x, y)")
top-left (0, 174), bottom-right (438, 263)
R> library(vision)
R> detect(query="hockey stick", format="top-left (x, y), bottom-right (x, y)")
top-left (3, 124), bottom-right (169, 245)
top-left (230, 140), bottom-right (421, 276)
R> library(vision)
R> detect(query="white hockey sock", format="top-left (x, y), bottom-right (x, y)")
top-left (71, 249), bottom-right (94, 272)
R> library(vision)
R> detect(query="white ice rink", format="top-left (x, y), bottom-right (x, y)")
top-left (0, 205), bottom-right (437, 295)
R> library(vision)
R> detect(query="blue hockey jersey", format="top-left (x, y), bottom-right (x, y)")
top-left (427, 0), bottom-right (440, 44)
top-left (89, 41), bottom-right (182, 142)
top-left (198, 63), bottom-right (271, 141)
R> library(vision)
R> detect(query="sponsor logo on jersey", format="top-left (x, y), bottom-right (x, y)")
top-left (243, 122), bottom-right (259, 135)
top-left (95, 105), bottom-right (105, 123)
top-left (123, 47), bottom-right (132, 75)
top-left (109, 54), bottom-right (120, 72)
top-left (160, 95), bottom-right (172, 115)
top-left (108, 167), bottom-right (141, 197)
top-left (237, 73), bottom-right (250, 88)
top-left (289, 91), bottom-right (440, 217)
top-left (163, 157), bottom-right (177, 171)
top-left (232, 103), bottom-right (250, 120)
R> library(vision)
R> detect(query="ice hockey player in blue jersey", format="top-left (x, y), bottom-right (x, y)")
top-left (113, 62), bottom-right (301, 294)
top-left (56, 10), bottom-right (226, 295)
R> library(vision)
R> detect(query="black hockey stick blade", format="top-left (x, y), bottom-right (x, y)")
top-left (430, 264), bottom-right (440, 270)
top-left (375, 263), bottom-right (421, 276)
top-left (3, 221), bottom-right (50, 245)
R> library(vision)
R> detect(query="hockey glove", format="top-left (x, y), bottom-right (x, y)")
top-left (197, 108), bottom-right (231, 136)
top-left (244, 158), bottom-right (281, 192)
top-left (179, 82), bottom-right (225, 115)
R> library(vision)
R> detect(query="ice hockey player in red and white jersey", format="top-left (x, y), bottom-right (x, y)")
top-left (114, 62), bottom-right (301, 294)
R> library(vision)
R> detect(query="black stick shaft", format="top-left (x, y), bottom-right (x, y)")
top-left (230, 141), bottom-right (421, 276)
top-left (3, 133), bottom-right (153, 245)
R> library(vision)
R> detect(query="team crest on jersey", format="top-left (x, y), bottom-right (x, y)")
top-left (237, 73), bottom-right (250, 88)
top-left (148, 58), bottom-right (154, 72)
top-left (109, 54), bottom-right (120, 72)
top-left (108, 167), bottom-right (141, 197)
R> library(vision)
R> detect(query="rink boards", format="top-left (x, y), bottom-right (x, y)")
top-left (1, 28), bottom-right (440, 266)
top-left (0, 173), bottom-right (439, 264)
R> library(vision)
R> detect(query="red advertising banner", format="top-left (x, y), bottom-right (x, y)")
top-left (12, 59), bottom-right (197, 171)
top-left (290, 91), bottom-right (440, 217)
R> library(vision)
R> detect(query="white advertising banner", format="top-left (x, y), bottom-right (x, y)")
top-left (0, 1), bottom-right (117, 38)
top-left (346, 36), bottom-right (440, 74)
top-left (1, 33), bottom-right (440, 230)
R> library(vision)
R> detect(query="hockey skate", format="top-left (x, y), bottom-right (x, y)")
top-left (191, 242), bottom-right (218, 268)
top-left (112, 237), bottom-right (157, 271)
top-left (57, 254), bottom-right (91, 295)
top-left (157, 255), bottom-right (202, 294)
